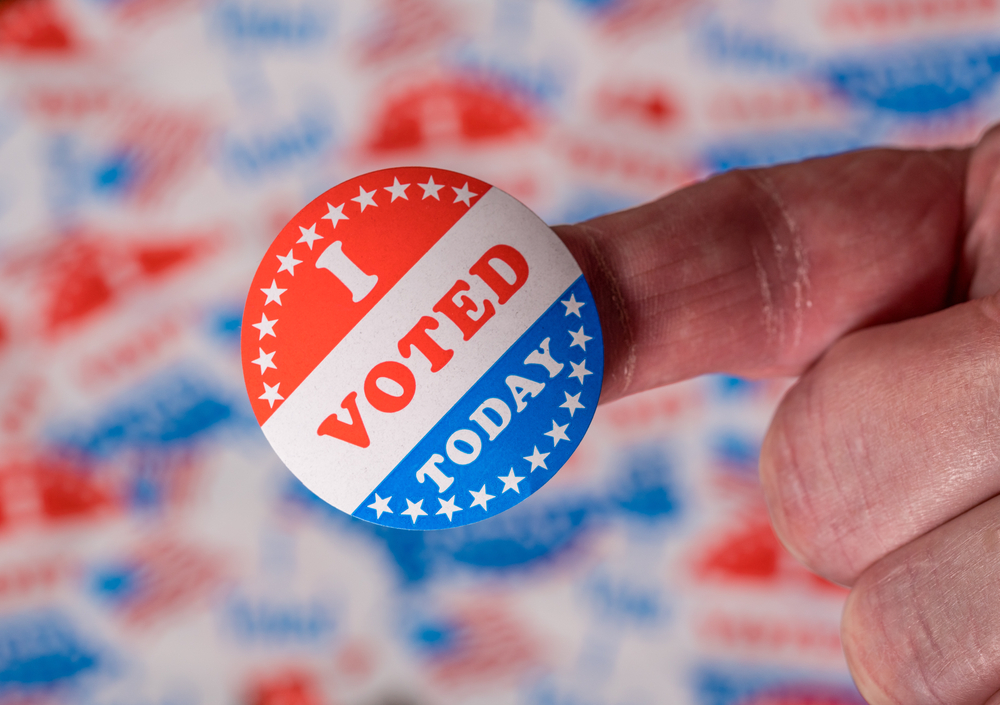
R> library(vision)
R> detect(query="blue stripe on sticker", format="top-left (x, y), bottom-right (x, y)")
top-left (353, 275), bottom-right (603, 530)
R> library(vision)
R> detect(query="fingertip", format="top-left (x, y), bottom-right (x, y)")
top-left (966, 122), bottom-right (1000, 227)
top-left (759, 414), bottom-right (815, 572)
top-left (552, 222), bottom-right (636, 403)
top-left (758, 420), bottom-right (792, 548)
top-left (973, 121), bottom-right (1000, 162)
top-left (841, 581), bottom-right (897, 705)
top-left (759, 390), bottom-right (866, 587)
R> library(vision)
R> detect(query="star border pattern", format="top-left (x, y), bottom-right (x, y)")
top-left (369, 292), bottom-right (594, 526)
top-left (248, 171), bottom-right (480, 417)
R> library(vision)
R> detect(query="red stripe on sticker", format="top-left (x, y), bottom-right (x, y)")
top-left (241, 167), bottom-right (492, 426)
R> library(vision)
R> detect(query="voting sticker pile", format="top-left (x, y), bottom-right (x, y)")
top-left (0, 1), bottom-right (998, 704)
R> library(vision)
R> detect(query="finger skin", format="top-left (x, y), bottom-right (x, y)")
top-left (842, 490), bottom-right (1000, 705)
top-left (963, 123), bottom-right (1000, 298)
top-left (759, 292), bottom-right (1000, 586)
top-left (554, 146), bottom-right (969, 403)
top-left (549, 129), bottom-right (1000, 704)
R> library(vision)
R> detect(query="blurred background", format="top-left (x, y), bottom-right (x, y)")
top-left (0, 0), bottom-right (997, 703)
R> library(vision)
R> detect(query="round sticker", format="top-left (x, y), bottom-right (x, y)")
top-left (241, 167), bottom-right (604, 529)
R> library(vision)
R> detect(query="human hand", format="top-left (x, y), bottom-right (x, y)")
top-left (554, 124), bottom-right (1000, 705)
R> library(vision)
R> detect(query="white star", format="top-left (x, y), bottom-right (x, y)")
top-left (276, 249), bottom-right (302, 276)
top-left (452, 182), bottom-right (478, 207)
top-left (322, 202), bottom-right (349, 227)
top-left (562, 293), bottom-right (584, 317)
top-left (401, 498), bottom-right (427, 523)
top-left (568, 360), bottom-right (592, 384)
top-left (297, 223), bottom-right (323, 250)
top-left (384, 177), bottom-right (410, 202)
top-left (561, 391), bottom-right (585, 417)
top-left (436, 496), bottom-right (462, 521)
top-left (544, 420), bottom-right (570, 447)
top-left (524, 446), bottom-right (549, 472)
top-left (260, 279), bottom-right (286, 306)
top-left (418, 175), bottom-right (445, 200)
top-left (368, 494), bottom-right (392, 518)
top-left (569, 326), bottom-right (592, 351)
top-left (469, 485), bottom-right (495, 511)
top-left (251, 348), bottom-right (276, 374)
top-left (498, 468), bottom-right (524, 494)
top-left (352, 185), bottom-right (378, 212)
top-left (259, 382), bottom-right (283, 408)
top-left (252, 313), bottom-right (277, 339)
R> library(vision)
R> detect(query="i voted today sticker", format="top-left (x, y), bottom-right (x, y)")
top-left (241, 167), bottom-right (604, 530)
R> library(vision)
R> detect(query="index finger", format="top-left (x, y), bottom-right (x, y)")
top-left (554, 144), bottom-right (971, 402)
